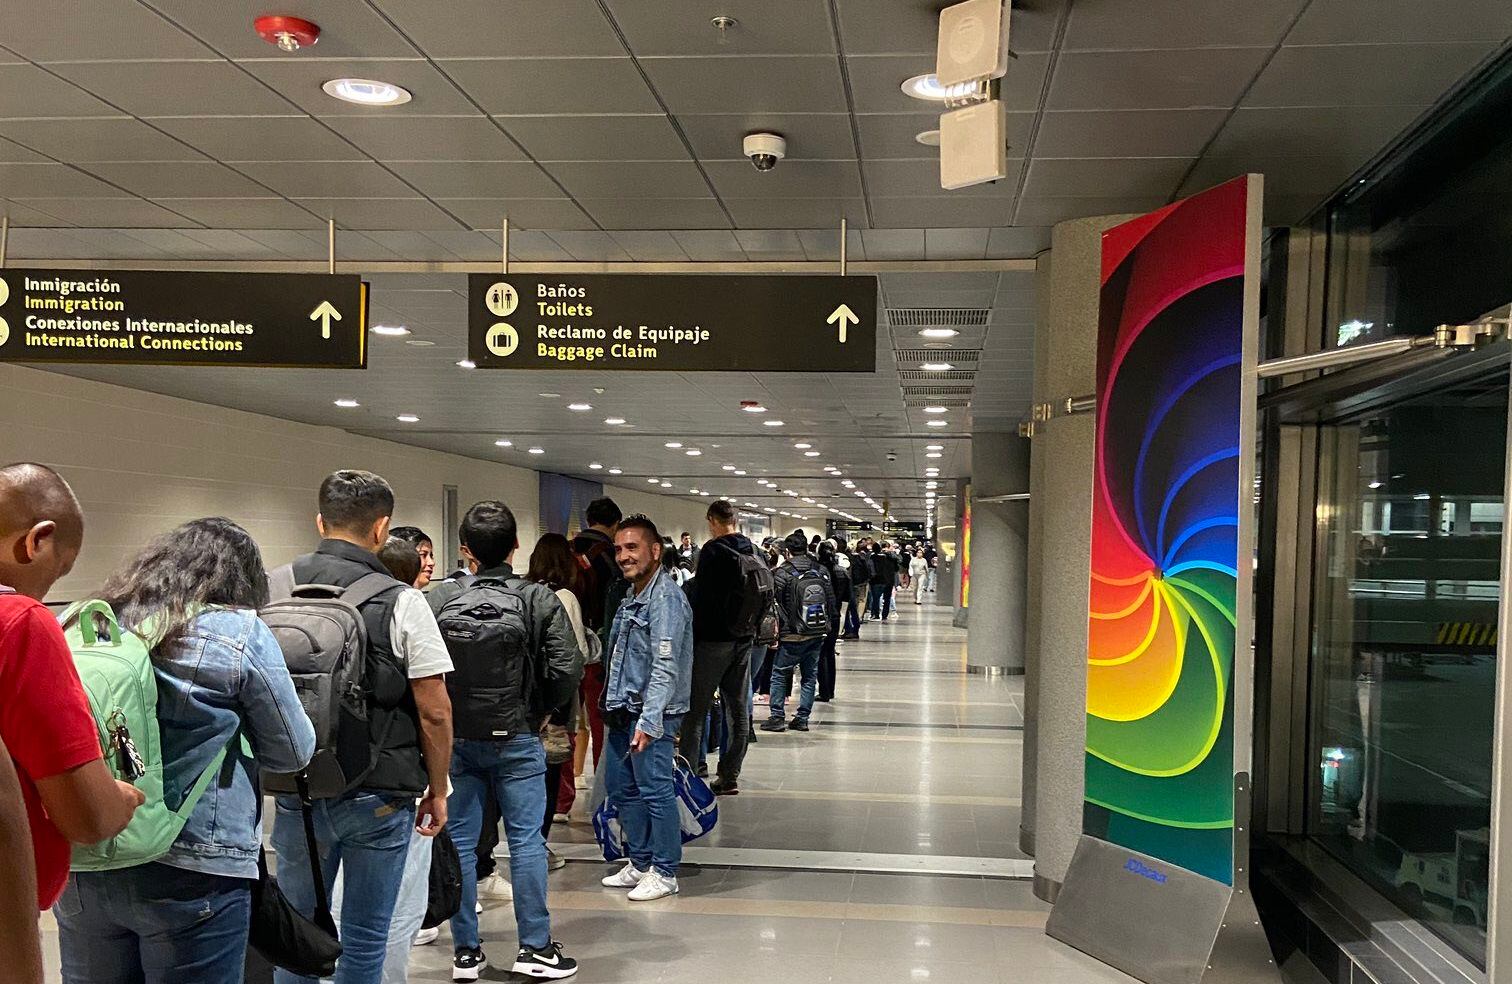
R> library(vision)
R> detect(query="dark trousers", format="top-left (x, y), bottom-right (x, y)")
top-left (844, 586), bottom-right (864, 636)
top-left (580, 663), bottom-right (606, 769)
top-left (818, 632), bottom-right (837, 700)
top-left (753, 646), bottom-right (775, 696)
top-left (868, 581), bottom-right (892, 620)
top-left (679, 637), bottom-right (753, 782)
top-left (543, 761), bottom-right (564, 837)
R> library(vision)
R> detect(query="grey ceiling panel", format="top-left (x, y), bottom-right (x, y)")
top-left (1022, 157), bottom-right (1191, 198)
top-left (546, 231), bottom-right (633, 261)
top-left (1062, 0), bottom-right (1305, 50)
top-left (2, 0), bottom-right (213, 61)
top-left (580, 198), bottom-right (731, 231)
top-left (985, 226), bottom-right (1052, 256)
top-left (832, 0), bottom-right (945, 56)
top-left (375, 0), bottom-right (626, 58)
top-left (1288, 0), bottom-right (1512, 44)
top-left (1179, 155), bottom-right (1361, 199)
top-left (150, 197), bottom-right (324, 229)
top-left (847, 53), bottom-right (1049, 113)
top-left (864, 159), bottom-right (1021, 197)
top-left (607, 231), bottom-right (689, 261)
top-left (7, 228), bottom-right (100, 258)
top-left (0, 162), bottom-right (139, 198)
top-left (733, 229), bottom-right (806, 258)
top-left (859, 228), bottom-right (925, 259)
top-left (602, 0), bottom-right (836, 56)
top-left (1206, 105), bottom-right (1428, 161)
top-left (0, 65), bottom-right (117, 118)
top-left (86, 161), bottom-right (272, 198)
top-left (0, 136), bottom-right (52, 163)
top-left (324, 116), bottom-right (527, 162)
top-left (149, 0), bottom-right (419, 60)
top-left (151, 116), bottom-right (366, 162)
top-left (234, 160), bottom-right (415, 198)
top-left (1033, 109), bottom-right (1228, 159)
top-left (245, 60), bottom-right (478, 117)
top-left (436, 198), bottom-right (595, 231)
top-left (371, 161), bottom-right (556, 198)
top-left (424, 230), bottom-right (506, 260)
top-left (0, 198), bottom-right (72, 225)
top-left (857, 111), bottom-right (1034, 160)
top-left (50, 61), bottom-right (294, 117)
top-left (294, 198), bottom-right (465, 230)
top-left (0, 118), bottom-right (204, 163)
top-left (1243, 43), bottom-right (1498, 108)
top-left (679, 113), bottom-right (856, 161)
top-left (887, 272), bottom-right (1000, 292)
top-left (703, 160), bottom-right (863, 199)
top-left (1047, 48), bottom-right (1271, 111)
top-left (670, 230), bottom-right (747, 261)
top-left (640, 57), bottom-right (847, 114)
top-left (722, 197), bottom-right (867, 229)
top-left (499, 115), bottom-right (688, 162)
top-left (923, 228), bottom-right (989, 259)
top-left (1014, 195), bottom-right (1165, 227)
top-left (9, 197), bottom-right (199, 228)
top-left (546, 161), bottom-right (712, 199)
top-left (441, 59), bottom-right (660, 115)
top-left (239, 230), bottom-right (328, 258)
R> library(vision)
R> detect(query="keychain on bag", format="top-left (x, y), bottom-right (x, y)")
top-left (107, 709), bottom-right (147, 781)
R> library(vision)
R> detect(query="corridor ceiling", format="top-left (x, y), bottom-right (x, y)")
top-left (2, 0), bottom-right (1509, 520)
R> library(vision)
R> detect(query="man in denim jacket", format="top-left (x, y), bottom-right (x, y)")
top-left (599, 514), bottom-right (693, 902)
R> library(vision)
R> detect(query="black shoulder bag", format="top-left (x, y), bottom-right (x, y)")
top-left (248, 774), bottom-right (343, 977)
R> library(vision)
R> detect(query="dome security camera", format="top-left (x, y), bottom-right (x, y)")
top-left (743, 132), bottom-right (786, 172)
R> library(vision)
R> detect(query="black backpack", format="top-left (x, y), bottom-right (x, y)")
top-left (435, 577), bottom-right (537, 740)
top-left (730, 551), bottom-right (776, 638)
top-left (784, 567), bottom-right (831, 638)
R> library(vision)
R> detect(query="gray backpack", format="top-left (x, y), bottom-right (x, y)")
top-left (260, 567), bottom-right (395, 798)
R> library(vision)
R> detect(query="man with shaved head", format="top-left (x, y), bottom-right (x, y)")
top-left (0, 462), bottom-right (143, 917)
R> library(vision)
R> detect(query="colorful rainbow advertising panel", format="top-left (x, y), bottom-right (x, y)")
top-left (1082, 176), bottom-right (1258, 886)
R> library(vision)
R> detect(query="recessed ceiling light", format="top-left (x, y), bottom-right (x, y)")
top-left (568, 403), bottom-right (593, 411)
top-left (794, 442), bottom-right (812, 449)
top-left (764, 507), bottom-right (776, 514)
top-left (919, 327), bottom-right (959, 339)
top-left (927, 420), bottom-right (949, 428)
top-left (495, 439), bottom-right (513, 447)
top-left (690, 489), bottom-right (701, 494)
top-left (735, 470), bottom-right (747, 476)
top-left (371, 324), bottom-right (410, 337)
top-left (920, 362), bottom-right (953, 372)
top-left (334, 398), bottom-right (359, 408)
top-left (927, 452), bottom-right (943, 458)
top-left (604, 417), bottom-right (627, 426)
top-left (802, 497), bottom-right (815, 504)
top-left (456, 359), bottom-right (476, 369)
top-left (925, 444), bottom-right (944, 450)
top-left (686, 449), bottom-right (702, 456)
top-left (396, 413), bottom-right (420, 423)
top-left (763, 419), bottom-right (785, 427)
top-left (926, 492), bottom-right (937, 498)
top-left (665, 441), bottom-right (683, 449)
top-left (923, 406), bottom-right (948, 414)
top-left (323, 77), bottom-right (413, 106)
top-left (700, 492), bottom-right (711, 497)
top-left (926, 481), bottom-right (938, 489)
top-left (661, 482), bottom-right (672, 488)
top-left (900, 73), bottom-right (986, 102)
top-left (647, 478), bottom-right (660, 484)
top-left (723, 464), bottom-right (737, 471)
top-left (915, 128), bottom-right (941, 146)
top-left (804, 451), bottom-right (821, 457)
top-left (540, 393), bottom-right (561, 399)
top-left (589, 462), bottom-right (603, 470)
top-left (609, 467), bottom-right (623, 475)
top-left (404, 339), bottom-right (435, 347)
top-left (528, 447), bottom-right (545, 455)
top-left (742, 403), bottom-right (767, 413)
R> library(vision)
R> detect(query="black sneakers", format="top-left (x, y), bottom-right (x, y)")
top-left (513, 941), bottom-right (579, 979)
top-left (789, 717), bottom-right (811, 732)
top-left (759, 717), bottom-right (787, 733)
top-left (453, 947), bottom-right (488, 982)
top-left (710, 776), bottom-right (740, 796)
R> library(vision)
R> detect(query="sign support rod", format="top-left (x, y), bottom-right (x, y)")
top-left (839, 218), bottom-right (847, 276)
top-left (327, 219), bottom-right (336, 275)
top-left (0, 214), bottom-right (8, 269)
top-left (501, 217), bottom-right (509, 274)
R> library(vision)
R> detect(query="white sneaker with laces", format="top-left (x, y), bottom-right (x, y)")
top-left (600, 862), bottom-right (646, 888)
top-left (413, 925), bottom-right (440, 946)
top-left (477, 872), bottom-right (513, 901)
top-left (627, 870), bottom-right (678, 902)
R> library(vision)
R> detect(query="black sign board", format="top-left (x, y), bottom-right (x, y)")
top-left (467, 274), bottom-right (876, 372)
top-left (0, 269), bottom-right (368, 368)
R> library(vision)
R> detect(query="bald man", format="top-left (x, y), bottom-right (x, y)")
top-left (0, 462), bottom-right (143, 914)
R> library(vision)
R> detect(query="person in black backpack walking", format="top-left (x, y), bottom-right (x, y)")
top-left (678, 500), bottom-right (763, 796)
top-left (761, 531), bottom-right (836, 733)
top-left (816, 540), bottom-right (849, 703)
top-left (437, 501), bottom-right (584, 982)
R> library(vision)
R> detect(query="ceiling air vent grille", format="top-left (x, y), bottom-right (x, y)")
top-left (895, 348), bottom-right (981, 363)
top-left (888, 308), bottom-right (990, 327)
top-left (898, 370), bottom-right (977, 382)
top-left (903, 385), bottom-right (975, 397)
top-left (903, 398), bottom-right (972, 408)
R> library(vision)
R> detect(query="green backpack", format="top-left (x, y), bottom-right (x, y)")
top-left (62, 600), bottom-right (232, 871)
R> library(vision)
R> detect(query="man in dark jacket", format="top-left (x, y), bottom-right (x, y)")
top-left (678, 500), bottom-right (757, 794)
top-left (570, 496), bottom-right (622, 774)
top-left (844, 538), bottom-right (871, 638)
top-left (869, 541), bottom-right (899, 621)
top-left (761, 530), bottom-right (836, 733)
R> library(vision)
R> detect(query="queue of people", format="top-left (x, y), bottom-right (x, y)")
top-left (0, 460), bottom-right (937, 984)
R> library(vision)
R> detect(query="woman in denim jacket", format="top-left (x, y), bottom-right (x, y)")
top-left (55, 517), bottom-right (315, 984)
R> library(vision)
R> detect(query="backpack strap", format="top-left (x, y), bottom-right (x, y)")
top-left (268, 564), bottom-right (297, 602)
top-left (338, 571), bottom-right (402, 610)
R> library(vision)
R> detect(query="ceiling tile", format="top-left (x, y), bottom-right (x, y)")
top-left (1013, 195), bottom-right (1166, 226)
top-left (0, 198), bottom-right (73, 225)
top-left (149, 197), bottom-right (324, 229)
top-left (50, 61), bottom-right (294, 117)
top-left (236, 160), bottom-right (417, 197)
top-left (6, 228), bottom-right (98, 258)
top-left (294, 198), bottom-right (465, 230)
top-left (1047, 48), bottom-right (1270, 111)
top-left (864, 159), bottom-right (1022, 197)
top-left (0, 135), bottom-right (54, 163)
top-left (871, 196), bottom-right (1014, 227)
top-left (857, 112), bottom-right (1034, 159)
top-left (723, 197), bottom-right (867, 229)
top-left (703, 160), bottom-right (863, 199)
top-left (151, 116), bottom-right (366, 161)
top-left (608, 230), bottom-right (689, 260)
top-left (733, 229), bottom-right (806, 258)
top-left (922, 229), bottom-right (990, 259)
top-left (1179, 155), bottom-right (1362, 198)
top-left (1033, 109), bottom-right (1228, 158)
top-left (1206, 105), bottom-right (1428, 161)
top-left (1288, 0), bottom-right (1512, 44)
top-left (670, 229), bottom-right (746, 260)
top-left (499, 115), bottom-right (688, 162)
top-left (678, 113), bottom-right (856, 161)
top-left (150, 0), bottom-right (418, 59)
top-left (436, 198), bottom-right (596, 231)
top-left (86, 161), bottom-right (273, 198)
top-left (245, 60), bottom-right (477, 117)
top-left (420, 230), bottom-right (506, 261)
top-left (1022, 157), bottom-right (1191, 198)
top-left (442, 58), bottom-right (660, 115)
top-left (546, 230), bottom-right (632, 261)
top-left (0, 117), bottom-right (205, 162)
top-left (1243, 43), bottom-right (1498, 108)
top-left (375, 0), bottom-right (625, 57)
top-left (3, 0), bottom-right (214, 60)
top-left (545, 161), bottom-right (712, 199)
top-left (640, 56), bottom-right (847, 114)
top-left (324, 116), bottom-right (528, 162)
top-left (579, 198), bottom-right (731, 230)
top-left (848, 53), bottom-right (1049, 113)
top-left (0, 64), bottom-right (117, 118)
top-left (8, 197), bottom-right (200, 228)
top-left (0, 162), bottom-right (155, 198)
top-left (603, 0), bottom-right (836, 55)
top-left (1063, 0), bottom-right (1306, 50)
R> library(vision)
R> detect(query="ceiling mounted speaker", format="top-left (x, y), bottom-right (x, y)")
top-left (940, 101), bottom-right (1007, 191)
top-left (935, 0), bottom-right (1010, 88)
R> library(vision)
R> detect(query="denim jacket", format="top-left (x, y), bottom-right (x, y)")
top-left (152, 608), bottom-right (315, 879)
top-left (604, 568), bottom-right (693, 738)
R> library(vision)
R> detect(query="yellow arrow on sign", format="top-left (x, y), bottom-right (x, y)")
top-left (827, 303), bottom-right (859, 343)
top-left (309, 300), bottom-right (341, 339)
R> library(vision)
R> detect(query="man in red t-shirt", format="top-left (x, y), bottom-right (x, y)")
top-left (0, 462), bottom-right (143, 911)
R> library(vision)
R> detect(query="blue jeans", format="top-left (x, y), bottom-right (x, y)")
top-left (55, 862), bottom-right (252, 984)
top-left (447, 736), bottom-right (551, 951)
top-left (868, 582), bottom-right (892, 620)
top-left (605, 720), bottom-right (682, 877)
top-left (844, 586), bottom-right (864, 635)
top-left (769, 637), bottom-right (823, 722)
top-left (331, 825), bottom-right (433, 984)
top-left (272, 790), bottom-right (415, 984)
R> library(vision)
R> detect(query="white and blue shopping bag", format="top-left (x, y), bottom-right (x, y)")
top-left (592, 755), bottom-right (719, 862)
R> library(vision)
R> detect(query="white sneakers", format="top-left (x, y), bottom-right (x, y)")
top-left (628, 870), bottom-right (679, 902)
top-left (600, 862), bottom-right (645, 888)
top-left (413, 925), bottom-right (440, 946)
top-left (477, 872), bottom-right (514, 901)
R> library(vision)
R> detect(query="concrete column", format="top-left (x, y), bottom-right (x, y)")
top-left (1029, 213), bottom-right (1136, 902)
top-left (1019, 249), bottom-right (1053, 856)
top-left (966, 432), bottom-right (1030, 675)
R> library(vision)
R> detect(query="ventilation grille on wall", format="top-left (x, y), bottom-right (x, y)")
top-left (894, 348), bottom-right (982, 363)
top-left (898, 370), bottom-right (978, 382)
top-left (887, 308), bottom-right (990, 327)
top-left (902, 385), bottom-right (976, 397)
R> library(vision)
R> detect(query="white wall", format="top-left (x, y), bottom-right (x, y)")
top-left (603, 484), bottom-right (709, 544)
top-left (0, 364), bottom-right (543, 601)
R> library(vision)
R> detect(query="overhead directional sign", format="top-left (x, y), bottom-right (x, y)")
top-left (0, 269), bottom-right (368, 368)
top-left (467, 274), bottom-right (877, 372)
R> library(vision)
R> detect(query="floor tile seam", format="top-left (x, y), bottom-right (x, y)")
top-left (733, 789), bottom-right (1022, 807)
top-left (544, 890), bottom-right (1049, 930)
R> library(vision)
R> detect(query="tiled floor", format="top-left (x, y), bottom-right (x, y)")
top-left (40, 603), bottom-right (1141, 983)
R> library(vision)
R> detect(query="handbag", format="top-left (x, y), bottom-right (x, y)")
top-left (248, 774), bottom-right (342, 977)
top-left (422, 827), bottom-right (462, 930)
top-left (592, 755), bottom-right (718, 861)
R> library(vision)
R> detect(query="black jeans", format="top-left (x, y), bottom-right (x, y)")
top-left (868, 581), bottom-right (892, 620)
top-left (818, 632), bottom-right (837, 700)
top-left (679, 637), bottom-right (753, 781)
